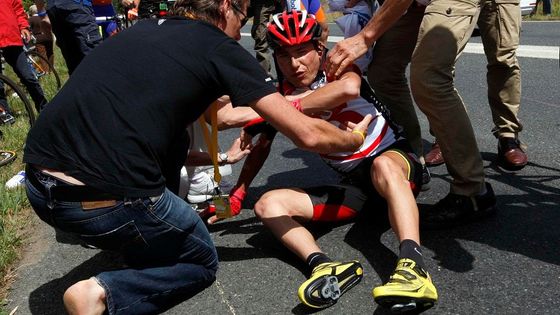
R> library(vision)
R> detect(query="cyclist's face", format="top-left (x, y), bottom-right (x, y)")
top-left (275, 42), bottom-right (321, 88)
top-left (224, 0), bottom-right (248, 41)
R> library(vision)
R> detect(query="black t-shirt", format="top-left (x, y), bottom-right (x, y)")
top-left (24, 17), bottom-right (276, 198)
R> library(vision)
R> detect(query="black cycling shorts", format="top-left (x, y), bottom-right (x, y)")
top-left (303, 139), bottom-right (422, 222)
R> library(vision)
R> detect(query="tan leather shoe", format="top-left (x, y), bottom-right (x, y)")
top-left (498, 137), bottom-right (528, 171)
top-left (425, 141), bottom-right (445, 167)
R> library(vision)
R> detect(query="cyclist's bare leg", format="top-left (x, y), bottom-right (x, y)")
top-left (254, 188), bottom-right (321, 260)
top-left (370, 152), bottom-right (420, 244)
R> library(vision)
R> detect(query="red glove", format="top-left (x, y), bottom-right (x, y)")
top-left (229, 186), bottom-right (247, 216)
top-left (243, 117), bottom-right (277, 137)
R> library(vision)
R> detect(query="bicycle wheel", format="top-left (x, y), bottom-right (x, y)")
top-left (0, 73), bottom-right (36, 139)
top-left (0, 150), bottom-right (17, 167)
top-left (26, 51), bottom-right (62, 90)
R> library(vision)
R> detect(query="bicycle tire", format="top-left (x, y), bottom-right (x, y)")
top-left (26, 51), bottom-right (62, 90)
top-left (0, 73), bottom-right (36, 128)
top-left (0, 150), bottom-right (17, 167)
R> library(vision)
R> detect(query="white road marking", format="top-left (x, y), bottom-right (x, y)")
top-left (241, 33), bottom-right (559, 60)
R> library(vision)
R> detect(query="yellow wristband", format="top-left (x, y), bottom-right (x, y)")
top-left (352, 130), bottom-right (366, 143)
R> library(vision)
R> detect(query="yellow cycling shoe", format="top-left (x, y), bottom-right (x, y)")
top-left (373, 258), bottom-right (438, 313)
top-left (298, 260), bottom-right (363, 309)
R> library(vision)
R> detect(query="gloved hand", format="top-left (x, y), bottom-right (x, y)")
top-left (207, 186), bottom-right (247, 225)
top-left (229, 186), bottom-right (247, 216)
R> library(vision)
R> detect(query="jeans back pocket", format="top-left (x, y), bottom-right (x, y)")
top-left (80, 221), bottom-right (148, 252)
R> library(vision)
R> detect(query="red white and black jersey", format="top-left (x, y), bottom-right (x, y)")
top-left (283, 71), bottom-right (401, 173)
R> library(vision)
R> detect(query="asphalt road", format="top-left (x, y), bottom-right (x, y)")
top-left (5, 22), bottom-right (560, 315)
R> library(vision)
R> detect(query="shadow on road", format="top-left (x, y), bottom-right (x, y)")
top-left (28, 251), bottom-right (125, 315)
top-left (421, 150), bottom-right (560, 272)
top-left (26, 146), bottom-right (559, 313)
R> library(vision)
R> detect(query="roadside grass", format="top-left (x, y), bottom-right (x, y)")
top-left (0, 47), bottom-right (67, 308)
top-left (524, 0), bottom-right (560, 20)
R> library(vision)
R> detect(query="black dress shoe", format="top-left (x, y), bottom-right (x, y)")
top-left (421, 183), bottom-right (497, 230)
top-left (498, 137), bottom-right (528, 171)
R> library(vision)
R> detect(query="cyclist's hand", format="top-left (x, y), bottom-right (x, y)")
top-left (20, 29), bottom-right (31, 43)
top-left (339, 114), bottom-right (373, 149)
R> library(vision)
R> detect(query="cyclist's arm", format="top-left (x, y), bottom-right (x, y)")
top-left (203, 96), bottom-right (261, 130)
top-left (249, 93), bottom-right (370, 154)
top-left (297, 66), bottom-right (361, 114)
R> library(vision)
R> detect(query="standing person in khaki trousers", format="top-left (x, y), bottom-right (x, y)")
top-left (326, 0), bottom-right (507, 230)
top-left (425, 0), bottom-right (527, 172)
top-left (250, 0), bottom-right (280, 77)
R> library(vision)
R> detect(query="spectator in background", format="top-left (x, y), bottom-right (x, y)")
top-left (249, 0), bottom-right (281, 77)
top-left (34, 0), bottom-right (102, 74)
top-left (328, 0), bottom-right (378, 73)
top-left (28, 4), bottom-right (55, 69)
top-left (0, 0), bottom-right (48, 113)
top-left (538, 0), bottom-right (552, 15)
top-left (283, 0), bottom-right (329, 44)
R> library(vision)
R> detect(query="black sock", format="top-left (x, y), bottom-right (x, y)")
top-left (306, 252), bottom-right (332, 274)
top-left (399, 239), bottom-right (425, 270)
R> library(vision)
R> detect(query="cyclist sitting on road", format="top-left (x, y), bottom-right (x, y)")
top-left (0, 0), bottom-right (48, 114)
top-left (252, 10), bottom-right (438, 312)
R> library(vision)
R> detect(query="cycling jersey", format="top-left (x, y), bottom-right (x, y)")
top-left (283, 71), bottom-right (399, 173)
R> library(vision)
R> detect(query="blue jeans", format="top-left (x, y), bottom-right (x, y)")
top-left (26, 170), bottom-right (218, 314)
top-left (0, 46), bottom-right (48, 112)
top-left (47, 2), bottom-right (102, 74)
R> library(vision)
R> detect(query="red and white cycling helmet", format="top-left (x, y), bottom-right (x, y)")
top-left (267, 10), bottom-right (322, 49)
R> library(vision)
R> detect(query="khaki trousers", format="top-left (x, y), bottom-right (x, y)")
top-left (368, 5), bottom-right (426, 158)
top-left (409, 0), bottom-right (522, 195)
top-left (251, 0), bottom-right (278, 74)
top-left (410, 0), bottom-right (484, 196)
top-left (479, 0), bottom-right (522, 139)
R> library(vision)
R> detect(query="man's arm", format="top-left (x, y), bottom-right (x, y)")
top-left (249, 93), bottom-right (371, 154)
top-left (326, 0), bottom-right (414, 77)
top-left (297, 67), bottom-right (362, 114)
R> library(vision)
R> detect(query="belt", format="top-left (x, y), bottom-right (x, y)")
top-left (26, 165), bottom-right (125, 202)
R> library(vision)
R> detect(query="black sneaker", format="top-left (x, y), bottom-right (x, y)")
top-left (421, 183), bottom-right (497, 230)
